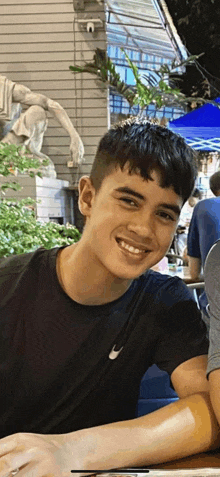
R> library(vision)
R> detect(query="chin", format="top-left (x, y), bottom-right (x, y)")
top-left (103, 252), bottom-right (164, 280)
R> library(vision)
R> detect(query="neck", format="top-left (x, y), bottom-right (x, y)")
top-left (56, 242), bottom-right (133, 306)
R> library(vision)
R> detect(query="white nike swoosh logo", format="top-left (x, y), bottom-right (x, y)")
top-left (109, 344), bottom-right (123, 360)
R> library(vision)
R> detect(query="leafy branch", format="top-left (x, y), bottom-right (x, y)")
top-left (0, 142), bottom-right (49, 195)
top-left (70, 48), bottom-right (135, 106)
top-left (70, 49), bottom-right (220, 113)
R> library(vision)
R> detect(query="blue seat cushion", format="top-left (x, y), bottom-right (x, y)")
top-left (136, 364), bottom-right (179, 416)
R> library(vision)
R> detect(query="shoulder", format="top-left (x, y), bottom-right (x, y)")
top-left (0, 247), bottom-right (59, 307)
top-left (0, 250), bottom-right (36, 282)
top-left (0, 246), bottom-right (49, 274)
top-left (188, 199), bottom-right (215, 230)
top-left (138, 270), bottom-right (193, 306)
top-left (137, 271), bottom-right (204, 335)
top-left (194, 197), bottom-right (220, 214)
top-left (191, 198), bottom-right (209, 215)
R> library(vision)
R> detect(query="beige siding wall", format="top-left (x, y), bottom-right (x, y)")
top-left (0, 0), bottom-right (108, 185)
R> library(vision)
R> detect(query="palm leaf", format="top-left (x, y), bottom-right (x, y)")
top-left (70, 48), bottom-right (136, 106)
top-left (69, 48), bottom-right (220, 111)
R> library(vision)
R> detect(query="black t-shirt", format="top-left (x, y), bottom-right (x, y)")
top-left (0, 247), bottom-right (208, 437)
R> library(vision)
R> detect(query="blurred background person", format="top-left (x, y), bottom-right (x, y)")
top-left (168, 188), bottom-right (202, 264)
top-left (187, 171), bottom-right (220, 329)
top-left (179, 187), bottom-right (202, 229)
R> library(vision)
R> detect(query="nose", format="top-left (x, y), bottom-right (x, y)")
top-left (127, 215), bottom-right (155, 239)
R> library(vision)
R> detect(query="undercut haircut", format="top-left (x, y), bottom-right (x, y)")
top-left (90, 117), bottom-right (198, 204)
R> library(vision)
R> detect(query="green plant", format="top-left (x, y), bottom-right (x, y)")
top-left (0, 198), bottom-right (81, 257)
top-left (70, 48), bottom-right (135, 106)
top-left (70, 49), bottom-right (220, 114)
top-left (0, 144), bottom-right (81, 257)
top-left (0, 142), bottom-right (49, 194)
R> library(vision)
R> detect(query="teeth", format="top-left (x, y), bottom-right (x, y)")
top-left (120, 240), bottom-right (145, 254)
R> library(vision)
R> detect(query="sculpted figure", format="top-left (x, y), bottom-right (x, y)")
top-left (0, 75), bottom-right (84, 178)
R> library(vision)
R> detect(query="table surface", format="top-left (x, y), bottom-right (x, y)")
top-left (150, 451), bottom-right (220, 469)
top-left (167, 266), bottom-right (194, 284)
top-left (161, 266), bottom-right (203, 285)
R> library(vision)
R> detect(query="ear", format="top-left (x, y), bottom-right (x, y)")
top-left (78, 176), bottom-right (96, 217)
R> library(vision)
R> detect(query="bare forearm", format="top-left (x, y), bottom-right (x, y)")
top-left (61, 392), bottom-right (220, 471)
top-left (188, 256), bottom-right (202, 281)
top-left (1, 393), bottom-right (219, 476)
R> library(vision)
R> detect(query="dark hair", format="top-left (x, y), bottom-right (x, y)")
top-left (209, 170), bottom-right (220, 195)
top-left (192, 187), bottom-right (202, 199)
top-left (90, 117), bottom-right (197, 204)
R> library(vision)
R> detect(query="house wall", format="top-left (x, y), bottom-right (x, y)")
top-left (0, 175), bottom-right (72, 223)
top-left (0, 0), bottom-right (108, 186)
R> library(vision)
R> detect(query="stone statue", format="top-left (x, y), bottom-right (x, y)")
top-left (0, 75), bottom-right (84, 178)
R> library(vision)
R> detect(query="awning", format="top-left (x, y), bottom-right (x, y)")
top-left (168, 99), bottom-right (220, 151)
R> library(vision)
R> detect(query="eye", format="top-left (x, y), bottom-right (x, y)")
top-left (119, 197), bottom-right (138, 207)
top-left (157, 210), bottom-right (176, 222)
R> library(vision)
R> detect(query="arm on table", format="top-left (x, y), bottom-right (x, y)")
top-left (12, 83), bottom-right (84, 164)
top-left (70, 355), bottom-right (220, 470)
top-left (1, 356), bottom-right (220, 477)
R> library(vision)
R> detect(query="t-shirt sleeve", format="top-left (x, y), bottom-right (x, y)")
top-left (187, 204), bottom-right (201, 258)
top-left (152, 277), bottom-right (208, 376)
top-left (0, 248), bottom-right (47, 308)
top-left (204, 240), bottom-right (220, 377)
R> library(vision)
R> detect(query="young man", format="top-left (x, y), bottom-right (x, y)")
top-left (0, 118), bottom-right (219, 477)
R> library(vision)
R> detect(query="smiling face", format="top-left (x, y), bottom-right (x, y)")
top-left (79, 166), bottom-right (183, 281)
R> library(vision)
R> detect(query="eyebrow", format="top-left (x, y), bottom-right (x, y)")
top-left (114, 187), bottom-right (181, 216)
top-left (160, 203), bottom-right (181, 216)
top-left (114, 186), bottom-right (145, 201)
